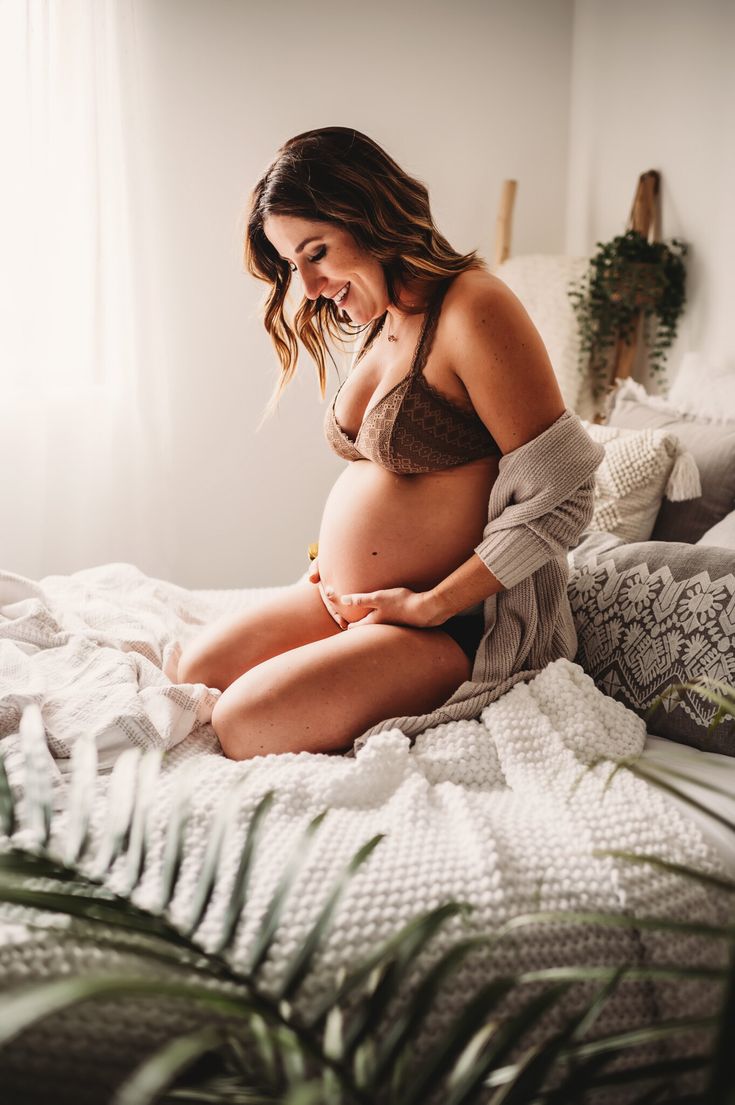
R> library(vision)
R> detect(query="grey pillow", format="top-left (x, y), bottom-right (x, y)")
top-left (697, 510), bottom-right (735, 551)
top-left (605, 380), bottom-right (735, 543)
top-left (569, 534), bottom-right (735, 755)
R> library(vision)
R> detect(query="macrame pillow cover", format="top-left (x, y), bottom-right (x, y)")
top-left (569, 532), bottom-right (735, 755)
top-left (582, 420), bottom-right (701, 543)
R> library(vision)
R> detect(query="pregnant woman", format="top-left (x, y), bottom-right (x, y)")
top-left (176, 127), bottom-right (604, 759)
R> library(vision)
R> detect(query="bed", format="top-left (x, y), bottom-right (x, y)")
top-left (1, 372), bottom-right (734, 1104)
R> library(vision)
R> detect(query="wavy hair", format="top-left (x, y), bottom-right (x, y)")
top-left (245, 127), bottom-right (486, 414)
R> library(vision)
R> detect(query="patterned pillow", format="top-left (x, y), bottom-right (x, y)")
top-left (582, 421), bottom-right (701, 543)
top-left (606, 378), bottom-right (735, 542)
top-left (569, 534), bottom-right (735, 755)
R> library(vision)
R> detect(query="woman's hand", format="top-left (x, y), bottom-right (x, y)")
top-left (308, 556), bottom-right (349, 630)
top-left (328, 586), bottom-right (441, 629)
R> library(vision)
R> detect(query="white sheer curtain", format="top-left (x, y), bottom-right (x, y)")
top-left (0, 0), bottom-right (175, 581)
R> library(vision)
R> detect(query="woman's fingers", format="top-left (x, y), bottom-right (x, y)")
top-left (346, 610), bottom-right (382, 628)
top-left (318, 581), bottom-right (349, 630)
top-left (338, 592), bottom-right (377, 608)
top-left (308, 556), bottom-right (320, 584)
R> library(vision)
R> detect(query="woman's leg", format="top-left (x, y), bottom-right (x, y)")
top-left (211, 622), bottom-right (472, 760)
top-left (176, 578), bottom-right (341, 692)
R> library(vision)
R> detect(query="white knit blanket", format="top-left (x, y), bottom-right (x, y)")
top-left (0, 563), bottom-right (731, 1101)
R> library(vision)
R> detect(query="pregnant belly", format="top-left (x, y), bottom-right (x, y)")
top-left (317, 458), bottom-right (498, 623)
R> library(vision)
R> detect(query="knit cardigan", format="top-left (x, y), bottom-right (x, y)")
top-left (353, 409), bottom-right (605, 750)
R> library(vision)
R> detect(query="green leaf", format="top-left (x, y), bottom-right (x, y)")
top-left (539, 1049), bottom-right (612, 1104)
top-left (0, 748), bottom-right (16, 838)
top-left (547, 1053), bottom-right (708, 1095)
top-left (625, 761), bottom-right (735, 836)
top-left (272, 1024), bottom-right (306, 1088)
top-left (309, 901), bottom-right (471, 1032)
top-left (518, 964), bottom-right (725, 986)
top-left (322, 1004), bottom-right (344, 1063)
top-left (368, 934), bottom-right (497, 1090)
top-left (157, 761), bottom-right (196, 913)
top-left (118, 748), bottom-right (163, 898)
top-left (111, 1024), bottom-right (232, 1105)
top-left (341, 902), bottom-right (466, 1061)
top-left (185, 776), bottom-right (252, 938)
top-left (281, 1085), bottom-right (331, 1105)
top-left (497, 909), bottom-right (734, 943)
top-left (247, 810), bottom-right (328, 978)
top-left (0, 849), bottom-right (82, 880)
top-left (0, 975), bottom-right (259, 1051)
top-left (595, 849), bottom-right (735, 895)
top-left (486, 971), bottom-right (623, 1105)
top-left (19, 703), bottom-right (53, 847)
top-left (0, 881), bottom-right (194, 950)
top-left (63, 735), bottom-right (98, 865)
top-left (566, 1015), bottom-right (718, 1062)
top-left (213, 792), bottom-right (275, 956)
top-left (91, 747), bottom-right (141, 879)
top-left (277, 833), bottom-right (384, 1004)
top-left (442, 984), bottom-right (570, 1105)
top-left (398, 976), bottom-right (517, 1105)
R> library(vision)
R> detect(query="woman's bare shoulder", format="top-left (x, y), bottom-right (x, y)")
top-left (439, 269), bottom-right (566, 451)
top-left (443, 268), bottom-right (528, 327)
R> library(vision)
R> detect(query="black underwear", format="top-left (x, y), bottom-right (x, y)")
top-left (440, 609), bottom-right (484, 664)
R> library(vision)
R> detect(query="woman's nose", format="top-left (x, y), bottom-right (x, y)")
top-left (298, 267), bottom-right (327, 301)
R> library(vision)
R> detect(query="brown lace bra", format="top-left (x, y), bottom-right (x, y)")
top-left (324, 279), bottom-right (501, 474)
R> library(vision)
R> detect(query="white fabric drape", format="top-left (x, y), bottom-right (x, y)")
top-left (0, 0), bottom-right (175, 580)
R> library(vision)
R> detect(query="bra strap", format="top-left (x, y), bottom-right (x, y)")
top-left (411, 277), bottom-right (453, 377)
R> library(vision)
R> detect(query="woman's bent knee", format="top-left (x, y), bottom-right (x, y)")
top-left (211, 686), bottom-right (277, 761)
top-left (177, 637), bottom-right (226, 691)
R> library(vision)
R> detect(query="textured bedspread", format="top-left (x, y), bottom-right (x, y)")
top-left (0, 563), bottom-right (732, 1103)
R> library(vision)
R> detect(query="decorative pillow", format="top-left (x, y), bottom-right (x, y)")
top-left (581, 420), bottom-right (701, 543)
top-left (669, 352), bottom-right (735, 420)
top-left (569, 535), bottom-right (735, 755)
top-left (606, 378), bottom-right (735, 543)
top-left (697, 510), bottom-right (735, 550)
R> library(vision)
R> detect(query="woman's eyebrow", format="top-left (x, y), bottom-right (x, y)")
top-left (280, 235), bottom-right (323, 261)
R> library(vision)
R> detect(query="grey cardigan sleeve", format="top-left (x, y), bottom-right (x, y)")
top-left (474, 410), bottom-right (605, 590)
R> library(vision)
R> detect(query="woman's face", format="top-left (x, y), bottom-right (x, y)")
top-left (263, 214), bottom-right (389, 325)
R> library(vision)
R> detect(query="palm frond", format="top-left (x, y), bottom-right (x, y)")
top-left (111, 1025), bottom-right (240, 1105)
top-left (64, 734), bottom-right (99, 865)
top-left (276, 832), bottom-right (384, 1004)
top-left (19, 703), bottom-right (53, 847)
top-left (0, 746), bottom-right (17, 838)
top-left (2, 683), bottom-right (735, 1105)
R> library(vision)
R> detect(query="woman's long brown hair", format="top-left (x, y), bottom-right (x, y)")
top-left (245, 127), bottom-right (486, 415)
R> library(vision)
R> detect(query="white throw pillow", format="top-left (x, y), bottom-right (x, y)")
top-left (669, 352), bottom-right (735, 420)
top-left (582, 421), bottom-right (701, 542)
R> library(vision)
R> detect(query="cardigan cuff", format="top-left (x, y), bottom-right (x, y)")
top-left (474, 527), bottom-right (551, 590)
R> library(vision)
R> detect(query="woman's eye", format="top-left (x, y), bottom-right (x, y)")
top-left (286, 246), bottom-right (325, 272)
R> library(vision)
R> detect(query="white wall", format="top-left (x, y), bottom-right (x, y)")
top-left (137, 0), bottom-right (575, 587)
top-left (565, 0), bottom-right (735, 388)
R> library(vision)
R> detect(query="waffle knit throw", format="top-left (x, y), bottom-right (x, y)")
top-left (0, 657), bottom-right (730, 1104)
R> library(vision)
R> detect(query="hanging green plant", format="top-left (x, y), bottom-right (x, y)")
top-left (568, 230), bottom-right (688, 395)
